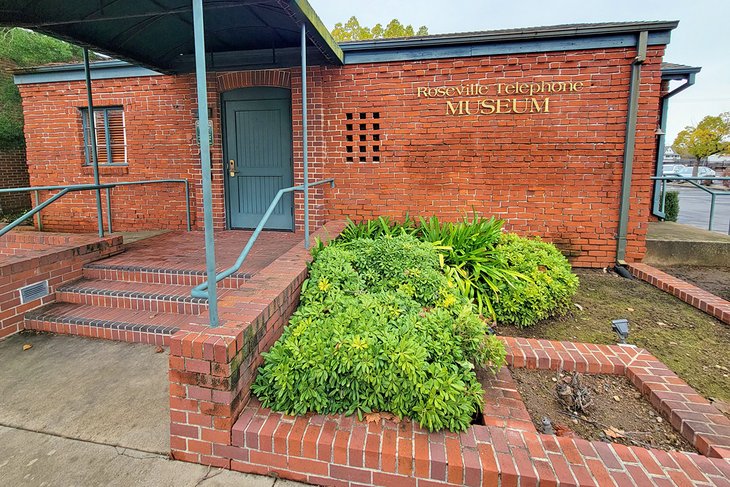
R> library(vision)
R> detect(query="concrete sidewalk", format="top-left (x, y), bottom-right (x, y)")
top-left (0, 332), bottom-right (307, 486)
top-left (0, 425), bottom-right (300, 486)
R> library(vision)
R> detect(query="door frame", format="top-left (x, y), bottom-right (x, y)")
top-left (221, 87), bottom-right (294, 230)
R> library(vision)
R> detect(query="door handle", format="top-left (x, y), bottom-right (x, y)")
top-left (229, 159), bottom-right (236, 177)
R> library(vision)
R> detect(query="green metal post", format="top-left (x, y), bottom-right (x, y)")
top-left (34, 190), bottom-right (42, 231)
top-left (83, 48), bottom-right (104, 238)
top-left (301, 23), bottom-right (309, 249)
top-left (192, 0), bottom-right (219, 327)
top-left (616, 31), bottom-right (647, 263)
top-left (709, 193), bottom-right (716, 232)
top-left (105, 187), bottom-right (113, 233)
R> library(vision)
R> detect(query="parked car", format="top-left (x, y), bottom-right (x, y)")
top-left (662, 164), bottom-right (686, 177)
top-left (669, 166), bottom-right (716, 184)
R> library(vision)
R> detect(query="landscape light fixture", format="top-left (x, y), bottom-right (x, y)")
top-left (611, 319), bottom-right (629, 344)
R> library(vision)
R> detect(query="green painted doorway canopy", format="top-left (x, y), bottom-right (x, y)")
top-left (0, 0), bottom-right (343, 73)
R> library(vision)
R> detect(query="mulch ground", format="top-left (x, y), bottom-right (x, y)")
top-left (511, 368), bottom-right (697, 453)
top-left (656, 265), bottom-right (730, 301)
top-left (494, 269), bottom-right (730, 406)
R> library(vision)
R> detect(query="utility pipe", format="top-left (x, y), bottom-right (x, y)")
top-left (615, 31), bottom-right (647, 266)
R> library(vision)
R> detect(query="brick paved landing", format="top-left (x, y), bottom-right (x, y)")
top-left (98, 230), bottom-right (302, 277)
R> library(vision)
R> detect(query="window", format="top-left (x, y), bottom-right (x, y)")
top-left (81, 107), bottom-right (127, 165)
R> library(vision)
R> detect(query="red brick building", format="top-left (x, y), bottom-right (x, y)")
top-left (14, 20), bottom-right (697, 267)
top-left (0, 59), bottom-right (30, 214)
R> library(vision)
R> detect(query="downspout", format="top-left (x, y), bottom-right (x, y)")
top-left (615, 30), bottom-right (647, 271)
top-left (651, 72), bottom-right (696, 217)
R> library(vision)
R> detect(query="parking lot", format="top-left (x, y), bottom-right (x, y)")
top-left (668, 183), bottom-right (730, 233)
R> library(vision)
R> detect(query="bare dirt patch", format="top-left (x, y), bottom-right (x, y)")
top-left (494, 269), bottom-right (730, 405)
top-left (656, 265), bottom-right (730, 301)
top-left (511, 368), bottom-right (697, 453)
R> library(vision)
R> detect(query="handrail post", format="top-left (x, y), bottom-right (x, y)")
top-left (184, 179), bottom-right (192, 231)
top-left (301, 23), bottom-right (310, 249)
top-left (105, 187), bottom-right (113, 233)
top-left (34, 190), bottom-right (42, 231)
top-left (709, 193), bottom-right (716, 232)
top-left (83, 48), bottom-right (104, 238)
top-left (192, 0), bottom-right (219, 327)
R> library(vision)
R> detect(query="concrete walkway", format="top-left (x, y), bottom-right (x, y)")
top-left (645, 221), bottom-right (730, 266)
top-left (0, 425), bottom-right (302, 487)
top-left (0, 333), bottom-right (306, 486)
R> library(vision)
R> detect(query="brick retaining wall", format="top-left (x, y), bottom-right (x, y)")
top-left (0, 232), bottom-right (123, 339)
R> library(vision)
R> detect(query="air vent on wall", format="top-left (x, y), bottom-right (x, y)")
top-left (20, 281), bottom-right (50, 304)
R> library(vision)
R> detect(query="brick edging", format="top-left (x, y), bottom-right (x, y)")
top-left (627, 263), bottom-right (730, 325)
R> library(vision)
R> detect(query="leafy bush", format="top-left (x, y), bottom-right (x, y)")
top-left (341, 215), bottom-right (523, 318)
top-left (418, 215), bottom-right (522, 317)
top-left (663, 190), bottom-right (679, 222)
top-left (338, 215), bottom-right (418, 240)
top-left (252, 235), bottom-right (506, 432)
top-left (491, 233), bottom-right (579, 327)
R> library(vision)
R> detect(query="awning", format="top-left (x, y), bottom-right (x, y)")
top-left (0, 0), bottom-right (343, 73)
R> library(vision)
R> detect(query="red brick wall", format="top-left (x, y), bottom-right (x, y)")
top-left (18, 44), bottom-right (666, 266)
top-left (0, 232), bottom-right (123, 340)
top-left (0, 146), bottom-right (31, 213)
top-left (319, 47), bottom-right (665, 266)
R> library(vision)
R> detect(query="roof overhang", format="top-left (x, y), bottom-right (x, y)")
top-left (339, 21), bottom-right (679, 64)
top-left (661, 62), bottom-right (702, 81)
top-left (0, 0), bottom-right (343, 73)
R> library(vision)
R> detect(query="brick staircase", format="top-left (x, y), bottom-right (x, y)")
top-left (23, 258), bottom-right (230, 345)
top-left (21, 230), bottom-right (304, 346)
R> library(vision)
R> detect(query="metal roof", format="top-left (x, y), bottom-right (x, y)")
top-left (661, 62), bottom-right (702, 79)
top-left (339, 20), bottom-right (678, 64)
top-left (0, 0), bottom-right (343, 73)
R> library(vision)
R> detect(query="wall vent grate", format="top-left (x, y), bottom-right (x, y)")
top-left (20, 281), bottom-right (50, 304)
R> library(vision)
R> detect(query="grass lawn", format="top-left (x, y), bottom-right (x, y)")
top-left (494, 269), bottom-right (730, 404)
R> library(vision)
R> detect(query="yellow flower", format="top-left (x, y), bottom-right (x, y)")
top-left (318, 278), bottom-right (331, 292)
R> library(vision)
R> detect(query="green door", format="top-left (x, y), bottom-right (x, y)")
top-left (223, 88), bottom-right (293, 230)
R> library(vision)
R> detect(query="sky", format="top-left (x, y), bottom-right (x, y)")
top-left (309, 0), bottom-right (730, 144)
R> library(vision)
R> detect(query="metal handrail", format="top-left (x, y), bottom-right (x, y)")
top-left (0, 179), bottom-right (191, 237)
top-left (191, 178), bottom-right (335, 300)
top-left (652, 176), bottom-right (730, 233)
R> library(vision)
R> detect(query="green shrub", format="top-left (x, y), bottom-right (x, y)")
top-left (338, 215), bottom-right (418, 240)
top-left (491, 233), bottom-right (579, 327)
top-left (663, 190), bottom-right (679, 222)
top-left (252, 235), bottom-right (506, 432)
top-left (417, 215), bottom-right (522, 317)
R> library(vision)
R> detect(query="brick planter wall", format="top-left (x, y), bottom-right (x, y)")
top-left (0, 232), bottom-right (123, 339)
top-left (167, 221), bottom-right (345, 468)
top-left (19, 43), bottom-right (666, 267)
top-left (628, 263), bottom-right (730, 325)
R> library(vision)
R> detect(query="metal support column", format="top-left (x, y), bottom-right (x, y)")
top-left (301, 23), bottom-right (310, 249)
top-left (192, 0), bottom-right (219, 327)
top-left (83, 48), bottom-right (104, 238)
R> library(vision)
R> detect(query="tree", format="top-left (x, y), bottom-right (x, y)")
top-left (0, 28), bottom-right (87, 149)
top-left (672, 113), bottom-right (730, 176)
top-left (331, 16), bottom-right (428, 42)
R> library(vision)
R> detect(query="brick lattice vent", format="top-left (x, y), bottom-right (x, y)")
top-left (628, 263), bottom-right (730, 325)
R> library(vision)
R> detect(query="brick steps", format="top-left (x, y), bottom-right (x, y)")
top-left (24, 302), bottom-right (208, 345)
top-left (55, 278), bottom-right (217, 315)
top-left (83, 262), bottom-right (251, 289)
